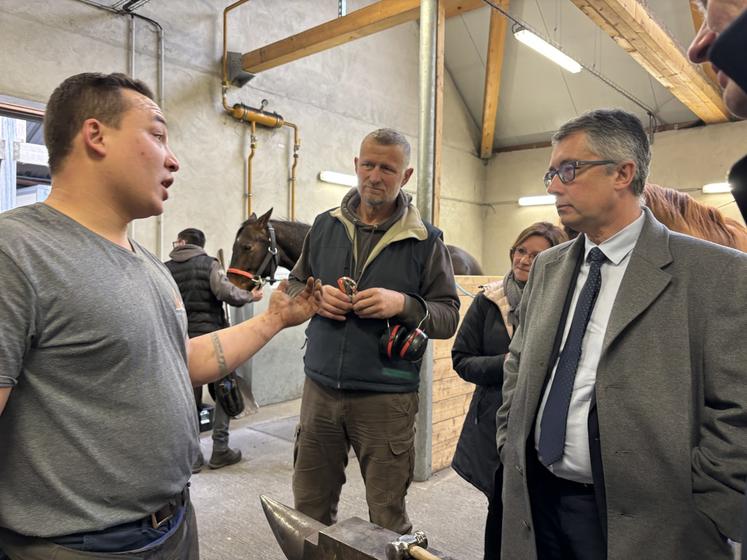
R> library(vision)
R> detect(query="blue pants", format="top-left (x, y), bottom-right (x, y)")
top-left (0, 503), bottom-right (199, 559)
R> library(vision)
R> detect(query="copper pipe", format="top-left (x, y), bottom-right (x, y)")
top-left (246, 121), bottom-right (257, 219)
top-left (228, 103), bottom-right (284, 127)
top-left (222, 0), bottom-right (251, 109)
top-left (284, 122), bottom-right (300, 221)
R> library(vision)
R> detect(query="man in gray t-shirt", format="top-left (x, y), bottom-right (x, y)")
top-left (0, 72), bottom-right (320, 559)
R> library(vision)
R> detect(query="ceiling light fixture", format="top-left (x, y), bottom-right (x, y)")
top-left (518, 195), bottom-right (556, 207)
top-left (702, 182), bottom-right (732, 194)
top-left (513, 27), bottom-right (582, 74)
top-left (318, 170), bottom-right (357, 188)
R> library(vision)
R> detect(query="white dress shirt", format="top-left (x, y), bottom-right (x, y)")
top-left (534, 211), bottom-right (645, 483)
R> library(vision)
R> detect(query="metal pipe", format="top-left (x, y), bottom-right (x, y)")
top-left (128, 15), bottom-right (136, 77)
top-left (413, 0), bottom-right (438, 484)
top-left (246, 121), bottom-right (257, 220)
top-left (417, 0), bottom-right (437, 224)
top-left (284, 122), bottom-right (300, 221)
top-left (133, 14), bottom-right (167, 258)
top-left (227, 103), bottom-right (284, 127)
top-left (72, 0), bottom-right (119, 14)
top-left (128, 13), bottom-right (137, 243)
top-left (72, 0), bottom-right (169, 256)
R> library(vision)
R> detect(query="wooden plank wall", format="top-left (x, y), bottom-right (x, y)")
top-left (431, 274), bottom-right (502, 472)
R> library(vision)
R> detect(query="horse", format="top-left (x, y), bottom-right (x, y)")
top-left (643, 183), bottom-right (747, 251)
top-left (227, 208), bottom-right (483, 290)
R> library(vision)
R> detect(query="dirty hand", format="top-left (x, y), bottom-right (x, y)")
top-left (251, 286), bottom-right (264, 302)
top-left (268, 277), bottom-right (322, 327)
top-left (316, 283), bottom-right (354, 321)
top-left (352, 288), bottom-right (405, 320)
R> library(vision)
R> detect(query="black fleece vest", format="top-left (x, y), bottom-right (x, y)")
top-left (304, 211), bottom-right (441, 393)
top-left (165, 254), bottom-right (224, 337)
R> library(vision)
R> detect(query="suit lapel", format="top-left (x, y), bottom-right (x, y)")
top-left (522, 237), bottom-right (585, 433)
top-left (602, 210), bottom-right (673, 353)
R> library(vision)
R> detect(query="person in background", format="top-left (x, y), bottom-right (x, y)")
top-left (688, 0), bottom-right (747, 119)
top-left (451, 222), bottom-right (566, 560)
top-left (688, 2), bottom-right (747, 556)
top-left (166, 227), bottom-right (263, 473)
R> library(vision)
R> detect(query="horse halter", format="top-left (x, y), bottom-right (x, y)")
top-left (227, 222), bottom-right (279, 287)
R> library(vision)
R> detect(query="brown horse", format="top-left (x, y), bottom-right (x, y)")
top-left (227, 208), bottom-right (483, 290)
top-left (643, 184), bottom-right (747, 252)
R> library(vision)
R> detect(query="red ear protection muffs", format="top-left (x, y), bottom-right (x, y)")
top-left (378, 295), bottom-right (429, 363)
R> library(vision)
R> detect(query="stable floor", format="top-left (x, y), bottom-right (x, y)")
top-left (190, 398), bottom-right (486, 560)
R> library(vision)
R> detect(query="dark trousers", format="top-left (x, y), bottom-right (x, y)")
top-left (0, 502), bottom-right (199, 560)
top-left (484, 465), bottom-right (503, 560)
top-left (528, 450), bottom-right (605, 560)
top-left (292, 377), bottom-right (419, 534)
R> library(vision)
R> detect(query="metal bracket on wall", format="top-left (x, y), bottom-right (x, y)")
top-left (227, 51), bottom-right (255, 88)
top-left (12, 141), bottom-right (49, 165)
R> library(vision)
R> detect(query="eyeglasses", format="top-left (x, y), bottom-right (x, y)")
top-left (543, 160), bottom-right (617, 188)
top-left (172, 241), bottom-right (181, 248)
top-left (511, 246), bottom-right (543, 261)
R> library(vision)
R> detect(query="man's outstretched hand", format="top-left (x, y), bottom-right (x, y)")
top-left (268, 277), bottom-right (322, 328)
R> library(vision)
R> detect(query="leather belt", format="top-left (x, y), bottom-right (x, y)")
top-left (150, 484), bottom-right (190, 529)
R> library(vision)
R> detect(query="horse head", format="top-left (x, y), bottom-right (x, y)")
top-left (227, 208), bottom-right (278, 290)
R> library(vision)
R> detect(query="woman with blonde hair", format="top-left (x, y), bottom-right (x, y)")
top-left (451, 221), bottom-right (567, 560)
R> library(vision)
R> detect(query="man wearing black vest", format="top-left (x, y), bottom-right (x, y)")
top-left (166, 228), bottom-right (262, 472)
top-left (288, 128), bottom-right (460, 534)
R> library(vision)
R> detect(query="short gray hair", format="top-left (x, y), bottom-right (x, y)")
top-left (362, 128), bottom-right (411, 166)
top-left (552, 109), bottom-right (650, 196)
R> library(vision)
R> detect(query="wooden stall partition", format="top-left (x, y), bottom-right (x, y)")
top-left (431, 274), bottom-right (502, 472)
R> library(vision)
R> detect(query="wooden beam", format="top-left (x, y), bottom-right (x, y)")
top-left (570, 0), bottom-right (729, 123)
top-left (480, 1), bottom-right (509, 159)
top-left (241, 0), bottom-right (484, 74)
top-left (432, 2), bottom-right (445, 227)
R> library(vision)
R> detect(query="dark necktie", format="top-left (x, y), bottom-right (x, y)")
top-left (538, 247), bottom-right (607, 467)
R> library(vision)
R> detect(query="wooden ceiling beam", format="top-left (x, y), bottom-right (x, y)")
top-left (570, 0), bottom-right (730, 123)
top-left (241, 0), bottom-right (484, 74)
top-left (480, 1), bottom-right (509, 159)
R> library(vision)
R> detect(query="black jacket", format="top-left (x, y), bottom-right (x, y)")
top-left (166, 253), bottom-right (225, 337)
top-left (451, 288), bottom-right (512, 498)
top-left (165, 245), bottom-right (253, 337)
top-left (292, 189), bottom-right (459, 393)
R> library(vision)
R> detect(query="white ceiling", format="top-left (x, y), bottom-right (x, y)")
top-left (444, 0), bottom-right (702, 150)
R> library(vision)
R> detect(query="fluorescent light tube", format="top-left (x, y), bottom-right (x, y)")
top-left (319, 171), bottom-right (358, 188)
top-left (702, 182), bottom-right (732, 194)
top-left (514, 28), bottom-right (582, 74)
top-left (518, 195), bottom-right (556, 207)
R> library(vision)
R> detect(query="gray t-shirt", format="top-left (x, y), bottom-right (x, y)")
top-left (0, 204), bottom-right (199, 537)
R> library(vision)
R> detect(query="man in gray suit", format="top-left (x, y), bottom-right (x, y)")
top-left (496, 109), bottom-right (747, 560)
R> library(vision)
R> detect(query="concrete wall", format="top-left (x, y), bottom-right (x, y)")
top-left (0, 0), bottom-right (485, 405)
top-left (483, 119), bottom-right (747, 274)
top-left (0, 0), bottom-right (486, 260)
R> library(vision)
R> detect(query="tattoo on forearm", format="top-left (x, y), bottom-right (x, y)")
top-left (210, 332), bottom-right (229, 377)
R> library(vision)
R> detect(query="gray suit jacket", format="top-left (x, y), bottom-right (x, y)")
top-left (497, 208), bottom-right (747, 560)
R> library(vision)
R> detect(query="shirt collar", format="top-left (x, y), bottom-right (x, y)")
top-left (584, 209), bottom-right (645, 265)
